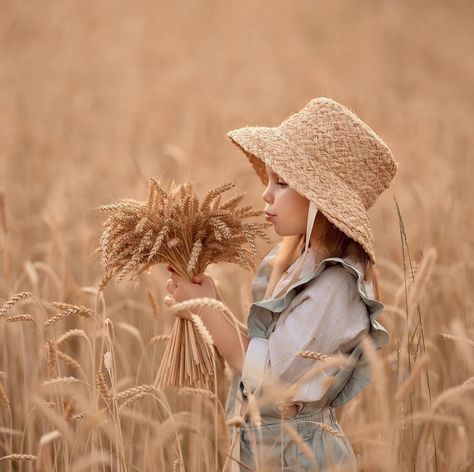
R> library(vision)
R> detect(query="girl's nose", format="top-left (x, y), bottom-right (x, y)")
top-left (262, 185), bottom-right (273, 203)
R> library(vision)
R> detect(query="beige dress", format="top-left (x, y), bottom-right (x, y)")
top-left (224, 242), bottom-right (389, 471)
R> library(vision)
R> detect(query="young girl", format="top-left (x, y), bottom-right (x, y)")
top-left (164, 97), bottom-right (398, 471)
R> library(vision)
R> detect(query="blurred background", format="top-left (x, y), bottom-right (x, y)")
top-left (1, 0), bottom-right (473, 470)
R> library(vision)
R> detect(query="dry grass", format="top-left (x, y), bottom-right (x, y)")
top-left (1, 0), bottom-right (473, 470)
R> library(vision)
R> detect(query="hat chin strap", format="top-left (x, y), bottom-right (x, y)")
top-left (272, 201), bottom-right (318, 297)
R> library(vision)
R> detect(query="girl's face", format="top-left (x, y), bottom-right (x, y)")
top-left (262, 164), bottom-right (309, 237)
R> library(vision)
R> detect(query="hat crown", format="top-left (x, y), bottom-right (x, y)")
top-left (278, 97), bottom-right (397, 209)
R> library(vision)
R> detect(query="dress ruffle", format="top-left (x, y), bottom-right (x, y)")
top-left (246, 256), bottom-right (389, 407)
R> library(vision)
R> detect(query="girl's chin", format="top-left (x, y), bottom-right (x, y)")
top-left (272, 225), bottom-right (285, 236)
top-left (273, 226), bottom-right (303, 238)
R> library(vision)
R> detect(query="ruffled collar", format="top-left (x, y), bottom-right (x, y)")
top-left (271, 245), bottom-right (366, 299)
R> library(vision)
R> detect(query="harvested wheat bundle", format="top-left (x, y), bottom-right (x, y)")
top-left (96, 178), bottom-right (271, 389)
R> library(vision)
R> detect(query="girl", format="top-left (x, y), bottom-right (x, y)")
top-left (164, 97), bottom-right (398, 471)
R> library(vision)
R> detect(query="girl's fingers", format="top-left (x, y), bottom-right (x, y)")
top-left (165, 278), bottom-right (176, 294)
top-left (192, 274), bottom-right (205, 284)
top-left (163, 294), bottom-right (175, 307)
top-left (175, 310), bottom-right (192, 321)
top-left (169, 271), bottom-right (187, 285)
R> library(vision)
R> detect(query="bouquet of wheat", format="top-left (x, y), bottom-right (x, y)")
top-left (96, 178), bottom-right (271, 389)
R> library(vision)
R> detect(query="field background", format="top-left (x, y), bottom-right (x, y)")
top-left (1, 0), bottom-right (473, 470)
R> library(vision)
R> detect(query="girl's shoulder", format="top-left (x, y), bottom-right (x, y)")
top-left (301, 256), bottom-right (373, 301)
top-left (251, 243), bottom-right (377, 307)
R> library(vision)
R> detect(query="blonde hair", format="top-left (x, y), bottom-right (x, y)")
top-left (264, 212), bottom-right (381, 300)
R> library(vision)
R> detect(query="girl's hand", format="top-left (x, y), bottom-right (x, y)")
top-left (163, 267), bottom-right (218, 310)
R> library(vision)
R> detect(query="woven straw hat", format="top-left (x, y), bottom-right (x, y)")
top-left (226, 97), bottom-right (398, 264)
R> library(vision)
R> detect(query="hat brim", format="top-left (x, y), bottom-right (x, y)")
top-left (226, 126), bottom-right (376, 264)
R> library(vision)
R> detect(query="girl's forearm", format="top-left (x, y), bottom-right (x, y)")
top-left (198, 307), bottom-right (249, 375)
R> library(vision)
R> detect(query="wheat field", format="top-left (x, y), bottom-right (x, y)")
top-left (1, 0), bottom-right (473, 470)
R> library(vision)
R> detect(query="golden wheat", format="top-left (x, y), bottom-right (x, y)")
top-left (311, 421), bottom-right (345, 438)
top-left (114, 385), bottom-right (155, 401)
top-left (96, 178), bottom-right (271, 286)
top-left (190, 313), bottom-right (214, 348)
top-left (118, 391), bottom-right (150, 410)
top-left (45, 340), bottom-right (58, 378)
top-left (5, 314), bottom-right (34, 322)
top-left (96, 371), bottom-right (112, 407)
top-left (104, 318), bottom-right (115, 341)
top-left (0, 292), bottom-right (32, 317)
top-left (56, 350), bottom-right (83, 374)
top-left (0, 454), bottom-right (37, 462)
top-left (44, 304), bottom-right (94, 327)
top-left (0, 381), bottom-right (10, 410)
top-left (56, 329), bottom-right (87, 347)
top-left (42, 377), bottom-right (81, 386)
top-left (1, 3), bottom-right (473, 469)
top-left (298, 350), bottom-right (332, 361)
top-left (146, 288), bottom-right (160, 318)
top-left (149, 334), bottom-right (171, 344)
top-left (97, 178), bottom-right (270, 392)
top-left (177, 387), bottom-right (216, 399)
top-left (245, 393), bottom-right (262, 429)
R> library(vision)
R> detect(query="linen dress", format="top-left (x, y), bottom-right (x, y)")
top-left (224, 242), bottom-right (390, 472)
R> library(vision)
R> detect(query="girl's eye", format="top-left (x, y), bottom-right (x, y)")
top-left (277, 181), bottom-right (287, 187)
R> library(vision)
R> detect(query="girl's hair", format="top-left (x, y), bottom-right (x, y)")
top-left (264, 211), bottom-right (381, 300)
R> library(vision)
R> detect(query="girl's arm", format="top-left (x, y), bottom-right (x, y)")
top-left (198, 306), bottom-right (250, 375)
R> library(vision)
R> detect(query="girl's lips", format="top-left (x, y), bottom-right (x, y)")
top-left (265, 213), bottom-right (276, 221)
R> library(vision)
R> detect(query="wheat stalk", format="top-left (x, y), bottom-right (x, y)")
top-left (0, 191), bottom-right (7, 234)
top-left (42, 377), bottom-right (80, 386)
top-left (96, 371), bottom-right (113, 408)
top-left (149, 334), bottom-right (171, 344)
top-left (5, 314), bottom-right (34, 322)
top-left (246, 393), bottom-right (261, 428)
top-left (146, 288), bottom-right (160, 318)
top-left (96, 178), bottom-right (271, 286)
top-left (104, 318), bottom-right (115, 341)
top-left (172, 457), bottom-right (184, 472)
top-left (439, 333), bottom-right (474, 347)
top-left (114, 385), bottom-right (154, 401)
top-left (97, 178), bottom-right (271, 390)
top-left (56, 329), bottom-right (87, 347)
top-left (0, 454), bottom-right (36, 462)
top-left (298, 350), bottom-right (332, 361)
top-left (72, 413), bottom-right (87, 422)
top-left (0, 292), bottom-right (32, 317)
top-left (44, 304), bottom-right (94, 327)
top-left (57, 350), bottom-right (83, 373)
top-left (45, 340), bottom-right (58, 378)
top-left (0, 381), bottom-right (10, 410)
top-left (177, 387), bottom-right (216, 399)
top-left (311, 421), bottom-right (345, 438)
top-left (118, 391), bottom-right (149, 410)
top-left (190, 314), bottom-right (214, 347)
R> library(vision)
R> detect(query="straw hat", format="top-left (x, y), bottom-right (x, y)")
top-left (226, 97), bottom-right (398, 264)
